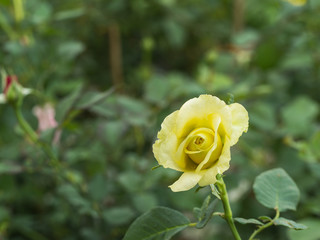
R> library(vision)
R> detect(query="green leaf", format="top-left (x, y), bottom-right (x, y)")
top-left (0, 162), bottom-right (22, 174)
top-left (133, 193), bottom-right (158, 213)
top-left (258, 216), bottom-right (272, 223)
top-left (75, 88), bottom-right (114, 109)
top-left (250, 102), bottom-right (276, 131)
top-left (309, 131), bottom-right (320, 160)
top-left (56, 84), bottom-right (83, 124)
top-left (281, 96), bottom-right (319, 137)
top-left (123, 207), bottom-right (190, 240)
top-left (234, 218), bottom-right (263, 226)
top-left (288, 218), bottom-right (320, 240)
top-left (274, 217), bottom-right (307, 230)
top-left (54, 8), bottom-right (85, 21)
top-left (196, 195), bottom-right (218, 229)
top-left (102, 207), bottom-right (135, 226)
top-left (253, 168), bottom-right (300, 212)
top-left (58, 41), bottom-right (85, 60)
top-left (210, 184), bottom-right (221, 200)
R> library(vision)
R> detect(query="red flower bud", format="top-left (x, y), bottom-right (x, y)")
top-left (4, 75), bottom-right (18, 95)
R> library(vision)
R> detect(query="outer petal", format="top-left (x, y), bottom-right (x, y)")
top-left (198, 137), bottom-right (231, 186)
top-left (175, 95), bottom-right (232, 138)
top-left (169, 172), bottom-right (203, 192)
top-left (229, 103), bottom-right (249, 146)
top-left (153, 111), bottom-right (182, 171)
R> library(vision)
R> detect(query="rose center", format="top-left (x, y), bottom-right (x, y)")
top-left (186, 132), bottom-right (214, 153)
top-left (195, 137), bottom-right (204, 145)
top-left (183, 128), bottom-right (222, 169)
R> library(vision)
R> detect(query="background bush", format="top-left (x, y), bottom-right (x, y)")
top-left (0, 0), bottom-right (319, 239)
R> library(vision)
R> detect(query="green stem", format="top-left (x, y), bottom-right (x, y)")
top-left (215, 176), bottom-right (242, 240)
top-left (14, 106), bottom-right (60, 170)
top-left (14, 106), bottom-right (39, 143)
top-left (248, 209), bottom-right (280, 240)
top-left (13, 0), bottom-right (25, 22)
top-left (189, 222), bottom-right (197, 227)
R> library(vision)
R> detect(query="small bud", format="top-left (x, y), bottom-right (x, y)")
top-left (4, 75), bottom-right (24, 106)
top-left (4, 75), bottom-right (18, 95)
top-left (0, 71), bottom-right (33, 105)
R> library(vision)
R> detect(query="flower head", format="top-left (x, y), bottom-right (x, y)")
top-left (0, 73), bottom-right (32, 105)
top-left (153, 95), bottom-right (249, 192)
top-left (33, 103), bottom-right (61, 145)
top-left (4, 75), bottom-right (18, 95)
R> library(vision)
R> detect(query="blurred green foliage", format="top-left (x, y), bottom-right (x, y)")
top-left (0, 0), bottom-right (320, 239)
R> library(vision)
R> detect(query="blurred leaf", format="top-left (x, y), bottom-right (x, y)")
top-left (117, 96), bottom-right (150, 126)
top-left (0, 162), bottom-right (22, 174)
top-left (163, 19), bottom-right (185, 47)
top-left (90, 104), bottom-right (116, 118)
top-left (0, 0), bottom-right (10, 6)
top-left (281, 53), bottom-right (312, 70)
top-left (197, 67), bottom-right (233, 93)
top-left (88, 174), bottom-right (109, 201)
top-left (274, 217), bottom-right (307, 230)
top-left (253, 38), bottom-right (285, 69)
top-left (56, 84), bottom-right (83, 123)
top-left (0, 207), bottom-right (10, 222)
top-left (75, 88), bottom-right (114, 109)
top-left (133, 193), bottom-right (158, 213)
top-left (103, 207), bottom-right (135, 225)
top-left (196, 195), bottom-right (218, 229)
top-left (288, 219), bottom-right (320, 240)
top-left (118, 171), bottom-right (142, 193)
top-left (30, 2), bottom-right (52, 24)
top-left (145, 73), bottom-right (203, 106)
top-left (309, 131), bottom-right (320, 159)
top-left (54, 8), bottom-right (85, 21)
top-left (38, 128), bottom-right (56, 143)
top-left (282, 96), bottom-right (319, 137)
top-left (232, 30), bottom-right (259, 47)
top-left (308, 162), bottom-right (320, 179)
top-left (250, 102), bottom-right (276, 131)
top-left (65, 170), bottom-right (83, 185)
top-left (234, 217), bottom-right (263, 225)
top-left (144, 75), bottom-right (170, 105)
top-left (58, 41), bottom-right (85, 60)
top-left (123, 207), bottom-right (190, 240)
top-left (253, 168), bottom-right (300, 212)
top-left (57, 184), bottom-right (96, 216)
top-left (103, 120), bottom-right (125, 146)
top-left (4, 41), bottom-right (24, 55)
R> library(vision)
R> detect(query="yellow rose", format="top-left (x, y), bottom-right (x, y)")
top-left (153, 95), bottom-right (249, 192)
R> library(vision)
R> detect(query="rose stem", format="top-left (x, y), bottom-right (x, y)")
top-left (215, 175), bottom-right (242, 240)
top-left (248, 208), bottom-right (280, 240)
top-left (13, 105), bottom-right (60, 171)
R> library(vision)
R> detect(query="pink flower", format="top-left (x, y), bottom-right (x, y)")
top-left (33, 104), bottom-right (61, 144)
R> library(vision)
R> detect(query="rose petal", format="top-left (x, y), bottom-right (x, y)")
top-left (153, 111), bottom-right (182, 171)
top-left (175, 95), bottom-right (232, 139)
top-left (198, 137), bottom-right (231, 186)
top-left (169, 172), bottom-right (203, 192)
top-left (229, 103), bottom-right (249, 146)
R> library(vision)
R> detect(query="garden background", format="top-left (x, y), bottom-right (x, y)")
top-left (0, 0), bottom-right (320, 239)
